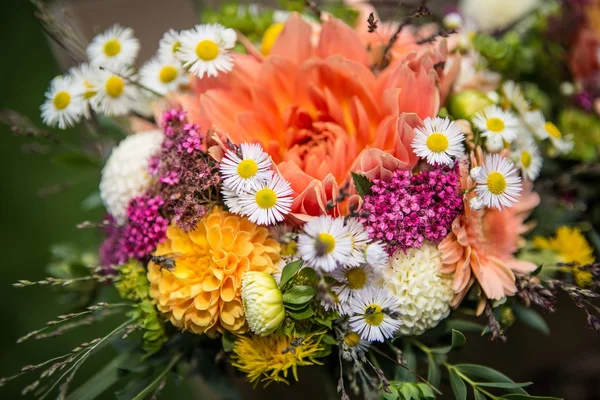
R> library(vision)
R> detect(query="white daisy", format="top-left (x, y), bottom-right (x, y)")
top-left (237, 175), bottom-right (294, 225)
top-left (522, 110), bottom-right (548, 140)
top-left (347, 287), bottom-right (402, 342)
top-left (139, 56), bottom-right (185, 95)
top-left (158, 29), bottom-right (182, 60)
top-left (222, 188), bottom-right (245, 215)
top-left (91, 68), bottom-right (139, 116)
top-left (412, 117), bottom-right (465, 166)
top-left (219, 143), bottom-right (272, 193)
top-left (474, 154), bottom-right (522, 210)
top-left (340, 330), bottom-right (370, 361)
top-left (40, 75), bottom-right (85, 129)
top-left (485, 133), bottom-right (505, 153)
top-left (364, 242), bottom-right (388, 270)
top-left (68, 63), bottom-right (100, 119)
top-left (331, 264), bottom-right (377, 302)
top-left (177, 23), bottom-right (236, 78)
top-left (473, 105), bottom-right (520, 143)
top-left (512, 138), bottom-right (542, 181)
top-left (501, 81), bottom-right (530, 114)
top-left (297, 216), bottom-right (353, 272)
top-left (87, 25), bottom-right (140, 68)
top-left (345, 218), bottom-right (371, 266)
top-left (543, 121), bottom-right (574, 155)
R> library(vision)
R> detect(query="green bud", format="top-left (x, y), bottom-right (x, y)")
top-left (448, 90), bottom-right (493, 120)
top-left (242, 271), bottom-right (285, 336)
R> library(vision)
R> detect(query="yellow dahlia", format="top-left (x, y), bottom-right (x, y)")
top-left (231, 331), bottom-right (325, 385)
top-left (147, 207), bottom-right (281, 335)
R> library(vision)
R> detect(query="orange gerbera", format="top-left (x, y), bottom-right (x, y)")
top-left (439, 149), bottom-right (539, 305)
top-left (178, 14), bottom-right (456, 219)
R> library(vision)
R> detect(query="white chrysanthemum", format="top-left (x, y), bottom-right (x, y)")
top-left (375, 243), bottom-right (454, 336)
top-left (474, 154), bottom-right (522, 209)
top-left (473, 105), bottom-right (520, 143)
top-left (220, 143), bottom-right (272, 193)
top-left (460, 0), bottom-right (541, 32)
top-left (346, 218), bottom-right (371, 266)
top-left (139, 56), bottom-right (185, 95)
top-left (87, 24), bottom-right (140, 68)
top-left (364, 242), bottom-right (388, 270)
top-left (543, 121), bottom-right (574, 155)
top-left (331, 264), bottom-right (377, 302)
top-left (347, 287), bottom-right (402, 342)
top-left (412, 117), bottom-right (465, 166)
top-left (297, 216), bottom-right (353, 272)
top-left (512, 138), bottom-right (542, 181)
top-left (177, 23), bottom-right (236, 78)
top-left (91, 68), bottom-right (139, 116)
top-left (99, 130), bottom-right (163, 223)
top-left (40, 75), bottom-right (85, 129)
top-left (68, 63), bottom-right (100, 119)
top-left (158, 29), bottom-right (182, 60)
top-left (501, 81), bottom-right (530, 114)
top-left (237, 175), bottom-right (294, 225)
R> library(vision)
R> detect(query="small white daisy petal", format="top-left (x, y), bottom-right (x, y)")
top-left (222, 188), bottom-right (245, 215)
top-left (68, 63), bottom-right (101, 119)
top-left (474, 154), bottom-right (522, 210)
top-left (91, 67), bottom-right (139, 116)
top-left (297, 216), bottom-right (353, 273)
top-left (237, 175), bottom-right (294, 225)
top-left (345, 218), bottom-right (371, 267)
top-left (40, 75), bottom-right (85, 129)
top-left (220, 143), bottom-right (272, 193)
top-left (473, 105), bottom-right (520, 143)
top-left (412, 117), bottom-right (465, 165)
top-left (522, 110), bottom-right (548, 140)
top-left (485, 133), bottom-right (505, 153)
top-left (331, 264), bottom-right (377, 302)
top-left (340, 331), bottom-right (371, 361)
top-left (364, 242), bottom-right (388, 270)
top-left (139, 56), bottom-right (185, 95)
top-left (177, 23), bottom-right (236, 78)
top-left (512, 138), bottom-right (542, 181)
top-left (87, 25), bottom-right (140, 68)
top-left (469, 196), bottom-right (485, 211)
top-left (347, 287), bottom-right (402, 342)
top-left (158, 29), bottom-right (182, 60)
top-left (543, 121), bottom-right (574, 154)
top-left (501, 81), bottom-right (530, 114)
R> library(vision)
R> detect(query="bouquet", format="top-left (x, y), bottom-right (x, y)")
top-left (2, 1), bottom-right (599, 399)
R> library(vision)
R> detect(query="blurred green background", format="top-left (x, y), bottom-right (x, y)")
top-left (1, 0), bottom-right (599, 399)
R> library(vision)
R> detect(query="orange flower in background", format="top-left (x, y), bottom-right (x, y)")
top-left (178, 14), bottom-right (454, 219)
top-left (439, 149), bottom-right (539, 305)
top-left (147, 207), bottom-right (280, 335)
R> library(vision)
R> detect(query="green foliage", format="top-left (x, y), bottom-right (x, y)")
top-left (279, 259), bottom-right (304, 289)
top-left (352, 171), bottom-right (374, 197)
top-left (382, 382), bottom-right (435, 400)
top-left (447, 90), bottom-right (493, 120)
top-left (116, 260), bottom-right (150, 302)
top-left (513, 304), bottom-right (550, 335)
top-left (202, 2), bottom-right (275, 42)
top-left (558, 107), bottom-right (600, 162)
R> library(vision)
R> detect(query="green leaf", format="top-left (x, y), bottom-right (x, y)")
top-left (417, 383), bottom-right (436, 399)
top-left (513, 304), bottom-right (550, 335)
top-left (474, 389), bottom-right (487, 400)
top-left (446, 319), bottom-right (486, 334)
top-left (222, 331), bottom-right (235, 352)
top-left (52, 152), bottom-right (101, 168)
top-left (279, 260), bottom-right (304, 289)
top-left (426, 353), bottom-right (441, 389)
top-left (282, 285), bottom-right (316, 305)
top-left (455, 364), bottom-right (527, 395)
top-left (431, 329), bottom-right (466, 354)
top-left (400, 383), bottom-right (421, 400)
top-left (500, 396), bottom-right (562, 400)
top-left (67, 353), bottom-right (128, 400)
top-left (287, 306), bottom-right (314, 320)
top-left (449, 368), bottom-right (467, 400)
top-left (321, 334), bottom-right (338, 346)
top-left (395, 343), bottom-right (416, 382)
top-left (351, 171), bottom-right (373, 197)
top-left (383, 385), bottom-right (399, 400)
top-left (477, 382), bottom-right (532, 389)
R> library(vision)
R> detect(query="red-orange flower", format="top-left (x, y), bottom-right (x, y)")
top-left (178, 14), bottom-right (454, 219)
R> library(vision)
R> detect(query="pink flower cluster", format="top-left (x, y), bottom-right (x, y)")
top-left (360, 164), bottom-right (464, 255)
top-left (121, 195), bottom-right (168, 259)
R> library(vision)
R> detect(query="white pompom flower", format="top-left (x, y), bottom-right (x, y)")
top-left (375, 243), bottom-right (454, 336)
top-left (99, 130), bottom-right (163, 223)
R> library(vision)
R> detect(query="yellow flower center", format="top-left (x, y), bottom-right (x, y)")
top-left (52, 91), bottom-right (71, 110)
top-left (426, 133), bottom-right (449, 153)
top-left (159, 65), bottom-right (178, 84)
top-left (195, 40), bottom-right (219, 61)
top-left (487, 171), bottom-right (507, 195)
top-left (83, 80), bottom-right (97, 99)
top-left (521, 151), bottom-right (532, 168)
top-left (255, 188), bottom-right (277, 209)
top-left (103, 39), bottom-right (121, 57)
top-left (237, 159), bottom-right (258, 179)
top-left (261, 22), bottom-right (284, 56)
top-left (172, 41), bottom-right (181, 54)
top-left (486, 117), bottom-right (505, 133)
top-left (343, 332), bottom-right (361, 347)
top-left (544, 122), bottom-right (562, 139)
top-left (316, 233), bottom-right (336, 254)
top-left (364, 304), bottom-right (384, 326)
top-left (105, 76), bottom-right (124, 98)
top-left (281, 241), bottom-right (297, 257)
top-left (345, 267), bottom-right (367, 289)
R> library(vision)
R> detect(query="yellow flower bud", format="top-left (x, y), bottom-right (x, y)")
top-left (242, 271), bottom-right (285, 336)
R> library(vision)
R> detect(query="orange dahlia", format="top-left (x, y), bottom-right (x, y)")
top-left (177, 13), bottom-right (457, 219)
top-left (147, 207), bottom-right (280, 335)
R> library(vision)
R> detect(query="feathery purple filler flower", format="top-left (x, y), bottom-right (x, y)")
top-left (360, 164), bottom-right (463, 255)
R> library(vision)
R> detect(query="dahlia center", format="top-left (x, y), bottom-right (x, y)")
top-left (105, 76), bottom-right (125, 98)
top-left (486, 117), bottom-right (505, 133)
top-left (53, 91), bottom-right (71, 110)
top-left (544, 122), bottom-right (562, 139)
top-left (345, 267), bottom-right (367, 289)
top-left (237, 159), bottom-right (258, 179)
top-left (159, 65), bottom-right (178, 83)
top-left (343, 332), bottom-right (361, 347)
top-left (103, 39), bottom-right (121, 57)
top-left (521, 151), bottom-right (532, 168)
top-left (487, 172), bottom-right (507, 195)
top-left (255, 188), bottom-right (277, 209)
top-left (426, 133), bottom-right (449, 153)
top-left (364, 304), bottom-right (384, 326)
top-left (196, 40), bottom-right (219, 61)
top-left (316, 233), bottom-right (336, 254)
